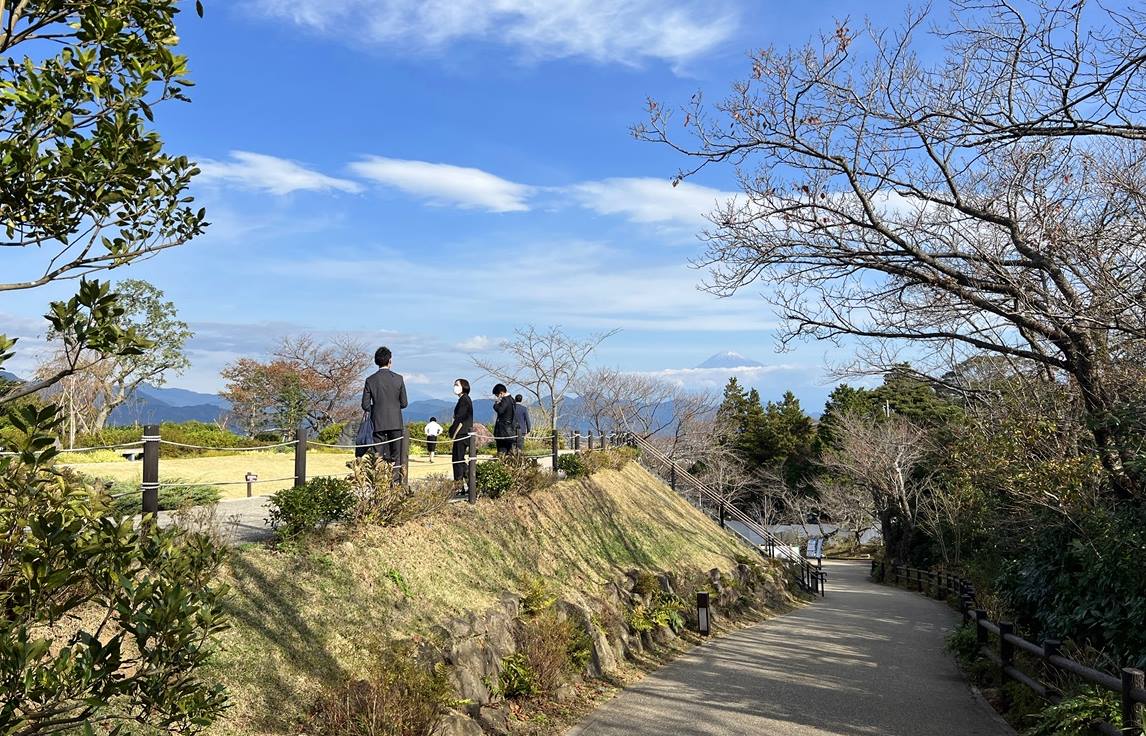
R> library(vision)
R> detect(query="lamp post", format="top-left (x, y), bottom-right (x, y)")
top-left (696, 591), bottom-right (711, 636)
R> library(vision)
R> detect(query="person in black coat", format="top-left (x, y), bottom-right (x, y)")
top-left (361, 346), bottom-right (408, 464)
top-left (449, 378), bottom-right (473, 484)
top-left (492, 383), bottom-right (516, 455)
top-left (512, 394), bottom-right (531, 453)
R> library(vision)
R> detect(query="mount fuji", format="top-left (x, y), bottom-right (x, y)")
top-left (697, 351), bottom-right (765, 370)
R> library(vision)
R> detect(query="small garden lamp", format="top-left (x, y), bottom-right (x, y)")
top-left (245, 472), bottom-right (258, 498)
top-left (696, 591), bottom-right (711, 636)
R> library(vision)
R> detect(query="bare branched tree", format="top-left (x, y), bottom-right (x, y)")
top-left (274, 334), bottom-right (369, 428)
top-left (637, 0), bottom-right (1146, 497)
top-left (472, 325), bottom-right (618, 431)
top-left (574, 367), bottom-right (678, 435)
top-left (818, 414), bottom-right (932, 562)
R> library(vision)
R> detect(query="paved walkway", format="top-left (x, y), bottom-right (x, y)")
top-left (569, 561), bottom-right (1012, 736)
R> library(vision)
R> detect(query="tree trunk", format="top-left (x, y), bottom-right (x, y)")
top-left (1073, 359), bottom-right (1137, 499)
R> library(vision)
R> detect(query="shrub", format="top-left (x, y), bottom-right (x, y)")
top-left (2, 403), bottom-right (230, 734)
top-left (632, 571), bottom-right (661, 597)
top-left (584, 446), bottom-right (639, 474)
top-left (315, 422), bottom-right (345, 446)
top-left (628, 592), bottom-right (686, 633)
top-left (514, 610), bottom-right (590, 696)
top-left (101, 478), bottom-right (222, 516)
top-left (1022, 689), bottom-right (1123, 736)
top-left (520, 576), bottom-right (558, 616)
top-left (944, 623), bottom-right (982, 667)
top-left (266, 476), bottom-right (354, 539)
top-left (77, 421), bottom-right (263, 458)
top-left (497, 653), bottom-right (538, 698)
top-left (346, 460), bottom-right (454, 526)
top-left (503, 453), bottom-right (556, 496)
top-left (556, 453), bottom-right (589, 478)
top-left (310, 642), bottom-right (454, 736)
top-left (60, 448), bottom-right (126, 463)
top-left (476, 459), bottom-right (513, 498)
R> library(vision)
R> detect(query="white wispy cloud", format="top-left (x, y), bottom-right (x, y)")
top-left (349, 156), bottom-right (532, 213)
top-left (267, 240), bottom-right (781, 332)
top-left (456, 335), bottom-right (496, 352)
top-left (197, 151), bottom-right (362, 195)
top-left (246, 0), bottom-right (735, 69)
top-left (568, 177), bottom-right (737, 227)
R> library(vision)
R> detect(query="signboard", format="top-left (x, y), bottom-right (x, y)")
top-left (807, 537), bottom-right (824, 559)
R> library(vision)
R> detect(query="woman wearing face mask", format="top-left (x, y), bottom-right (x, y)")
top-left (449, 378), bottom-right (473, 489)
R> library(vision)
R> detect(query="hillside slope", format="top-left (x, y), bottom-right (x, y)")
top-left (211, 462), bottom-right (791, 735)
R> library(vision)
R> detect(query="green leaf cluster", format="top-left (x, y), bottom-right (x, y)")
top-left (0, 403), bottom-right (229, 735)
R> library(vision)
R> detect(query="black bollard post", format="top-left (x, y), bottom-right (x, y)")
top-left (141, 424), bottom-right (160, 525)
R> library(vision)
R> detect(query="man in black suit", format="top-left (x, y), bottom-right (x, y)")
top-left (362, 346), bottom-right (408, 465)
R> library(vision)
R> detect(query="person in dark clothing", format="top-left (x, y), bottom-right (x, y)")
top-left (449, 378), bottom-right (473, 485)
top-left (492, 383), bottom-right (516, 455)
top-left (361, 346), bottom-right (408, 466)
top-left (513, 394), bottom-right (531, 453)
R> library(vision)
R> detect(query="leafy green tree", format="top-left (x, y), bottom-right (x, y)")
top-left (816, 384), bottom-right (874, 450)
top-left (0, 404), bottom-right (229, 735)
top-left (0, 0), bottom-right (206, 402)
top-left (38, 279), bottom-right (193, 444)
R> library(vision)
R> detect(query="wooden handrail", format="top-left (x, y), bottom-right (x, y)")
top-left (880, 562), bottom-right (1144, 734)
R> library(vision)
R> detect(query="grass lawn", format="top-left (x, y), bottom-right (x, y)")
top-left (62, 451), bottom-right (461, 500)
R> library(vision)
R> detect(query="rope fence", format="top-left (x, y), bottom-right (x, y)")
top-left (3, 424), bottom-right (631, 512)
top-left (0, 422), bottom-right (637, 523)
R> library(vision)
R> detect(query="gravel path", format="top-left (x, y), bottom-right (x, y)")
top-left (568, 560), bottom-right (1013, 736)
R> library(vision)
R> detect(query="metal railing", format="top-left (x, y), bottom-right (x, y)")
top-left (631, 434), bottom-right (826, 597)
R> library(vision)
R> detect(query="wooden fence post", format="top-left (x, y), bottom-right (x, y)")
top-left (670, 463), bottom-right (676, 491)
top-left (1121, 668), bottom-right (1144, 736)
top-left (999, 621), bottom-right (1015, 685)
top-left (141, 424), bottom-right (160, 523)
top-left (933, 571), bottom-right (944, 600)
top-left (551, 430), bottom-right (559, 475)
top-left (975, 610), bottom-right (988, 646)
top-left (294, 426), bottom-right (307, 487)
top-left (467, 433), bottom-right (478, 504)
top-left (573, 431), bottom-right (581, 451)
top-left (601, 432), bottom-right (609, 450)
top-left (587, 433), bottom-right (594, 451)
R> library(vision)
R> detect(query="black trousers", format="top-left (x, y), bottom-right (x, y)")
top-left (451, 437), bottom-right (468, 481)
top-left (372, 429), bottom-right (402, 464)
top-left (426, 436), bottom-right (438, 454)
top-left (495, 438), bottom-right (514, 455)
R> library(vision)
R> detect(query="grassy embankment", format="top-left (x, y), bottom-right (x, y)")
top-left (210, 461), bottom-right (780, 735)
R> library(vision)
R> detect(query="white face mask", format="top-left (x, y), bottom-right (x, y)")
top-left (454, 384), bottom-right (463, 396)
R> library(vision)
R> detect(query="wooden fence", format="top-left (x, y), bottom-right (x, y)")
top-left (873, 561), bottom-right (1145, 736)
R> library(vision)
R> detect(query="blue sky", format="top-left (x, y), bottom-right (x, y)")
top-left (2, 0), bottom-right (929, 407)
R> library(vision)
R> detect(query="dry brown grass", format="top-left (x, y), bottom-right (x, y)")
top-left (208, 463), bottom-right (764, 736)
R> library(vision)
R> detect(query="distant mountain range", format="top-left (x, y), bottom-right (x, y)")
top-left (2, 353), bottom-right (762, 431)
top-left (108, 384), bottom-right (230, 426)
